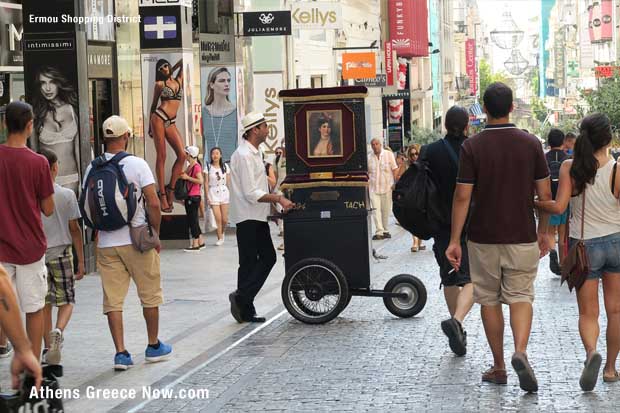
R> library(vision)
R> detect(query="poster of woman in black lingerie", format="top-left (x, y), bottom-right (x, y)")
top-left (142, 52), bottom-right (192, 213)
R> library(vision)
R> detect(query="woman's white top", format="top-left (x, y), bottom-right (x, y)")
top-left (569, 159), bottom-right (620, 240)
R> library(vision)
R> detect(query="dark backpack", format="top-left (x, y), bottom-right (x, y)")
top-left (392, 161), bottom-right (448, 240)
top-left (79, 152), bottom-right (137, 231)
top-left (546, 150), bottom-right (564, 199)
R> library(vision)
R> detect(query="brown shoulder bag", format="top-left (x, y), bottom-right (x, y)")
top-left (560, 189), bottom-right (589, 292)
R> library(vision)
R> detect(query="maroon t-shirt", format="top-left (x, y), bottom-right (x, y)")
top-left (0, 145), bottom-right (54, 265)
top-left (457, 124), bottom-right (549, 244)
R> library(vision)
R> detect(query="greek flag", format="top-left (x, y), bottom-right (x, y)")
top-left (469, 102), bottom-right (483, 117)
top-left (144, 16), bottom-right (177, 40)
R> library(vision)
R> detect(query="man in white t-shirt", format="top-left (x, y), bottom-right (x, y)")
top-left (84, 115), bottom-right (172, 371)
top-left (367, 138), bottom-right (398, 240)
top-left (38, 148), bottom-right (84, 366)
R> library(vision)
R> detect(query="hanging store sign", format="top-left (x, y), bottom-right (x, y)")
top-left (87, 44), bottom-right (114, 78)
top-left (291, 2), bottom-right (342, 30)
top-left (594, 66), bottom-right (620, 78)
top-left (341, 52), bottom-right (376, 80)
top-left (385, 41), bottom-right (394, 86)
top-left (199, 33), bottom-right (235, 65)
top-left (354, 74), bottom-right (387, 87)
top-left (388, 0), bottom-right (428, 58)
top-left (253, 73), bottom-right (285, 152)
top-left (0, 1), bottom-right (23, 69)
top-left (139, 0), bottom-right (192, 7)
top-left (382, 90), bottom-right (410, 99)
top-left (554, 30), bottom-right (565, 88)
top-left (139, 5), bottom-right (184, 49)
top-left (465, 39), bottom-right (476, 96)
top-left (242, 11), bottom-right (292, 37)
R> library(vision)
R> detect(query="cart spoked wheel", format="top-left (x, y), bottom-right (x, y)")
top-left (282, 258), bottom-right (349, 324)
top-left (383, 274), bottom-right (427, 318)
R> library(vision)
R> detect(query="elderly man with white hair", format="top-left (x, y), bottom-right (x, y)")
top-left (368, 138), bottom-right (399, 240)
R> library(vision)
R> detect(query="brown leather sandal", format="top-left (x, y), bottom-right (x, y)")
top-left (603, 371), bottom-right (620, 383)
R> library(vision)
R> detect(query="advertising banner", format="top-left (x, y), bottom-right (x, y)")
top-left (242, 11), bottom-right (292, 37)
top-left (85, 0), bottom-right (115, 41)
top-left (465, 39), bottom-right (476, 96)
top-left (253, 72), bottom-right (285, 153)
top-left (23, 34), bottom-right (82, 193)
top-left (291, 2), bottom-right (342, 30)
top-left (388, 0), bottom-right (428, 57)
top-left (601, 0), bottom-right (612, 42)
top-left (141, 51), bottom-right (194, 213)
top-left (200, 65), bottom-right (239, 162)
top-left (342, 52), bottom-right (376, 80)
top-left (0, 1), bottom-right (23, 70)
top-left (199, 33), bottom-right (235, 66)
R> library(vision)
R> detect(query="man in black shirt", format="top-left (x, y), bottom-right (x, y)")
top-left (420, 106), bottom-right (474, 357)
top-left (545, 129), bottom-right (569, 275)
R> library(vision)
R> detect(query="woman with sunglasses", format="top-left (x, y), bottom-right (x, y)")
top-left (148, 58), bottom-right (185, 213)
top-left (204, 147), bottom-right (230, 246)
top-left (407, 144), bottom-right (425, 252)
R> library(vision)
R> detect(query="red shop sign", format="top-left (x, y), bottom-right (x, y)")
top-left (388, 0), bottom-right (428, 58)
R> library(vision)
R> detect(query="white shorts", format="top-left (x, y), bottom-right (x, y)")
top-left (208, 186), bottom-right (230, 206)
top-left (1, 257), bottom-right (48, 313)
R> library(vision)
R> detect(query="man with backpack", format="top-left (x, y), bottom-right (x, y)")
top-left (420, 106), bottom-right (474, 357)
top-left (545, 129), bottom-right (569, 275)
top-left (81, 115), bottom-right (171, 370)
top-left (446, 82), bottom-right (552, 393)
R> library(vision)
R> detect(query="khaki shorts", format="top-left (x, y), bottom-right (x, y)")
top-left (467, 241), bottom-right (539, 306)
top-left (96, 245), bottom-right (163, 314)
top-left (1, 257), bottom-right (47, 313)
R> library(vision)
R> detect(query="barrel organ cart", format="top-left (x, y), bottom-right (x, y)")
top-left (277, 87), bottom-right (427, 324)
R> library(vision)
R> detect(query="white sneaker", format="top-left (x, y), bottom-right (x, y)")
top-left (47, 328), bottom-right (63, 365)
top-left (215, 239), bottom-right (224, 246)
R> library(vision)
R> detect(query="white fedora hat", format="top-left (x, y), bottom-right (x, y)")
top-left (241, 111), bottom-right (266, 133)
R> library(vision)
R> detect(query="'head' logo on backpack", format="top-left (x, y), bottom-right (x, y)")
top-left (79, 152), bottom-right (137, 231)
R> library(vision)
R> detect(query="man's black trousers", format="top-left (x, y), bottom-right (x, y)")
top-left (235, 220), bottom-right (277, 317)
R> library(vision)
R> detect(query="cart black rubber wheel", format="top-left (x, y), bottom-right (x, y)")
top-left (282, 258), bottom-right (349, 324)
top-left (383, 274), bottom-right (427, 318)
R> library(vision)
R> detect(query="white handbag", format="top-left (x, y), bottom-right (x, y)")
top-left (206, 207), bottom-right (217, 232)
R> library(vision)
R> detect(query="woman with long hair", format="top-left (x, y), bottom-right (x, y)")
top-left (148, 58), bottom-right (186, 212)
top-left (407, 144), bottom-right (425, 252)
top-left (536, 113), bottom-right (620, 391)
top-left (180, 146), bottom-right (204, 251)
top-left (203, 67), bottom-right (237, 161)
top-left (311, 116), bottom-right (341, 156)
top-left (204, 147), bottom-right (230, 246)
top-left (32, 66), bottom-right (80, 192)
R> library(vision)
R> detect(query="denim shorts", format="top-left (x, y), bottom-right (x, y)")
top-left (569, 232), bottom-right (620, 279)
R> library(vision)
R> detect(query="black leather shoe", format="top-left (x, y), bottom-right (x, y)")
top-left (229, 293), bottom-right (243, 323)
top-left (372, 234), bottom-right (384, 240)
top-left (383, 232), bottom-right (392, 239)
top-left (245, 316), bottom-right (266, 323)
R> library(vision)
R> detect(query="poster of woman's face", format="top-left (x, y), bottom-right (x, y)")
top-left (85, 0), bottom-right (115, 41)
top-left (307, 110), bottom-right (343, 158)
top-left (200, 65), bottom-right (238, 162)
top-left (24, 39), bottom-right (81, 193)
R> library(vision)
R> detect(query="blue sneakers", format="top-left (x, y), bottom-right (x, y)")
top-left (114, 352), bottom-right (134, 371)
top-left (145, 340), bottom-right (172, 363)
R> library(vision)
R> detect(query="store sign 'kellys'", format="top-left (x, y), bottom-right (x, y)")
top-left (291, 3), bottom-right (342, 30)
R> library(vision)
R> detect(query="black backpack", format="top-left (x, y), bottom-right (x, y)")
top-left (546, 150), bottom-right (563, 199)
top-left (393, 161), bottom-right (449, 240)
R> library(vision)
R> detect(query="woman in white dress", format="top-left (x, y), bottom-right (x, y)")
top-left (204, 147), bottom-right (230, 245)
top-left (32, 66), bottom-right (80, 193)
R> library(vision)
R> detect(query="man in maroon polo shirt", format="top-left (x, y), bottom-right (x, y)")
top-left (0, 101), bottom-right (55, 361)
top-left (446, 82), bottom-right (552, 393)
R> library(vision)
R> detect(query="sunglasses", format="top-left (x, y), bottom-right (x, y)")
top-left (409, 152), bottom-right (418, 157)
top-left (276, 152), bottom-right (283, 156)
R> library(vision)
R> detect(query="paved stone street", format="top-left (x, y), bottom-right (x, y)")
top-left (117, 225), bottom-right (619, 412)
top-left (2, 222), bottom-right (619, 412)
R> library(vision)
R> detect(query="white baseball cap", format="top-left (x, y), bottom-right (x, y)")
top-left (185, 145), bottom-right (199, 158)
top-left (241, 111), bottom-right (266, 133)
top-left (102, 115), bottom-right (132, 139)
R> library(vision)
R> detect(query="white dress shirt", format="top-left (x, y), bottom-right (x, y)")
top-left (229, 139), bottom-right (271, 224)
top-left (368, 148), bottom-right (398, 194)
